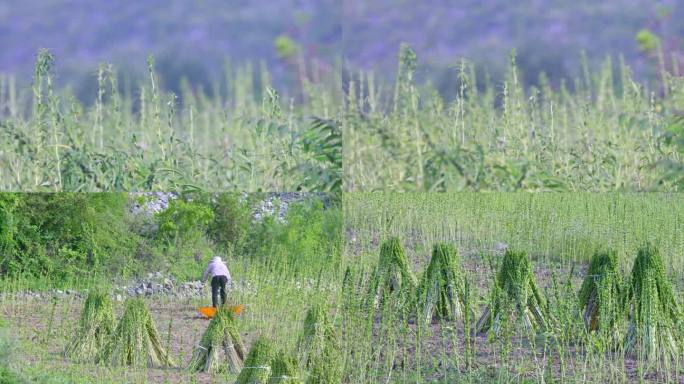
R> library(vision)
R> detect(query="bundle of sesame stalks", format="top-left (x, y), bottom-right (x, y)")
top-left (369, 237), bottom-right (417, 309)
top-left (297, 303), bottom-right (343, 384)
top-left (624, 244), bottom-right (684, 361)
top-left (188, 306), bottom-right (245, 374)
top-left (236, 337), bottom-right (276, 384)
top-left (64, 289), bottom-right (114, 362)
top-left (578, 250), bottom-right (624, 332)
top-left (269, 350), bottom-right (303, 384)
top-left (476, 249), bottom-right (548, 336)
top-left (418, 243), bottom-right (470, 324)
top-left (99, 298), bottom-right (174, 367)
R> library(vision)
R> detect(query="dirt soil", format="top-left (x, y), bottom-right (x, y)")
top-left (1, 296), bottom-right (255, 383)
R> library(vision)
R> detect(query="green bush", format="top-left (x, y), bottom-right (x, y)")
top-left (246, 199), bottom-right (342, 277)
top-left (0, 193), bottom-right (135, 281)
top-left (156, 198), bottom-right (214, 246)
top-left (207, 193), bottom-right (251, 255)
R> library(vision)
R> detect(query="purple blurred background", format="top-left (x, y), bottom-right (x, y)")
top-left (343, 0), bottom-right (684, 96)
top-left (1, 0), bottom-right (682, 101)
top-left (0, 0), bottom-right (341, 99)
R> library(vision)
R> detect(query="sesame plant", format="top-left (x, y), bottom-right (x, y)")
top-left (297, 302), bottom-right (342, 384)
top-left (0, 50), bottom-right (341, 192)
top-left (475, 249), bottom-right (548, 336)
top-left (64, 289), bottom-right (115, 362)
top-left (99, 298), bottom-right (174, 367)
top-left (624, 244), bottom-right (683, 362)
top-left (578, 250), bottom-right (624, 333)
top-left (236, 336), bottom-right (277, 384)
top-left (188, 306), bottom-right (245, 373)
top-left (344, 44), bottom-right (684, 192)
top-left (417, 243), bottom-right (470, 324)
top-left (368, 237), bottom-right (417, 311)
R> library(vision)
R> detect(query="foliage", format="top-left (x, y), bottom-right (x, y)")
top-left (0, 193), bottom-right (134, 280)
top-left (156, 198), bottom-right (214, 246)
top-left (635, 29), bottom-right (661, 53)
top-left (246, 198), bottom-right (342, 277)
top-left (297, 118), bottom-right (342, 192)
top-left (274, 35), bottom-right (299, 59)
top-left (207, 193), bottom-right (252, 254)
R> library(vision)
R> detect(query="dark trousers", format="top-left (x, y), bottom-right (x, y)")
top-left (211, 275), bottom-right (228, 308)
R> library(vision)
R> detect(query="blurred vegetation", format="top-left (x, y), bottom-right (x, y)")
top-left (0, 51), bottom-right (342, 192)
top-left (344, 44), bottom-right (684, 191)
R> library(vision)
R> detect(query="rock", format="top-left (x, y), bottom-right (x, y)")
top-left (115, 294), bottom-right (123, 302)
top-left (163, 278), bottom-right (174, 289)
top-left (494, 242), bottom-right (509, 252)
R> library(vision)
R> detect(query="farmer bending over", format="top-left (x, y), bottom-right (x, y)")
top-left (202, 256), bottom-right (231, 308)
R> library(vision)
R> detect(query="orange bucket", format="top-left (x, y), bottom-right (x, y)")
top-left (197, 305), bottom-right (244, 319)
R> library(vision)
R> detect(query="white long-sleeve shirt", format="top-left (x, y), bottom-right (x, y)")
top-left (202, 258), bottom-right (231, 282)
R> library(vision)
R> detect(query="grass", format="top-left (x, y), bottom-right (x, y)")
top-left (0, 50), bottom-right (341, 192)
top-left (344, 44), bottom-right (684, 192)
